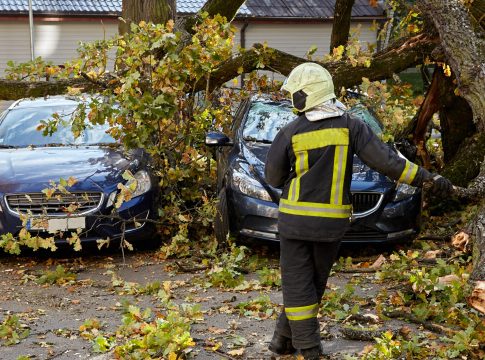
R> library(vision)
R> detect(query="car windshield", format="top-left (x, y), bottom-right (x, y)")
top-left (243, 101), bottom-right (296, 142)
top-left (347, 104), bottom-right (383, 135)
top-left (242, 100), bottom-right (383, 143)
top-left (0, 105), bottom-right (116, 147)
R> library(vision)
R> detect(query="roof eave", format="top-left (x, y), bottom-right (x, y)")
top-left (0, 11), bottom-right (121, 17)
top-left (233, 15), bottom-right (387, 22)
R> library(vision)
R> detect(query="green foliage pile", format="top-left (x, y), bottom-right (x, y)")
top-left (365, 247), bottom-right (484, 359)
top-left (36, 265), bottom-right (77, 285)
top-left (0, 315), bottom-right (30, 346)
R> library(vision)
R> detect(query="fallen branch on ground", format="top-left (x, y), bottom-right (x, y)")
top-left (340, 326), bottom-right (395, 341)
top-left (383, 310), bottom-right (458, 335)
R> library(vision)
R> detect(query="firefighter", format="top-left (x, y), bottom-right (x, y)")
top-left (265, 62), bottom-right (453, 359)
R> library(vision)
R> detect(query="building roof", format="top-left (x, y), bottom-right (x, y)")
top-left (0, 0), bottom-right (384, 18)
top-left (0, 1), bottom-right (121, 15)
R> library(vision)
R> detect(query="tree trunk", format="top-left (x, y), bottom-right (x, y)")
top-left (176, 0), bottom-right (247, 43)
top-left (120, 0), bottom-right (176, 34)
top-left (330, 0), bottom-right (356, 52)
top-left (442, 132), bottom-right (485, 187)
top-left (417, 0), bottom-right (485, 130)
top-left (464, 160), bottom-right (485, 281)
top-left (438, 73), bottom-right (476, 162)
top-left (469, 203), bottom-right (485, 281)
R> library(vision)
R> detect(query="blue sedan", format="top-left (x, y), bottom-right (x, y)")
top-left (0, 96), bottom-right (158, 246)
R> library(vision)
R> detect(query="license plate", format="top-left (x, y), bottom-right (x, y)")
top-left (27, 217), bottom-right (86, 233)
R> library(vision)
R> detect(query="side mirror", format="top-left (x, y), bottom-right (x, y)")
top-left (205, 131), bottom-right (233, 147)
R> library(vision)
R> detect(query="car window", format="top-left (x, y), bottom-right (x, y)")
top-left (242, 101), bottom-right (296, 142)
top-left (347, 104), bottom-right (383, 135)
top-left (242, 101), bottom-right (383, 143)
top-left (0, 105), bottom-right (116, 147)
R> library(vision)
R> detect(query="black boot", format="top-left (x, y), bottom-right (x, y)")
top-left (296, 343), bottom-right (323, 360)
top-left (268, 333), bottom-right (296, 355)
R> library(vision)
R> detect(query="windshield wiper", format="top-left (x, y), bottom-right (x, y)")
top-left (243, 137), bottom-right (272, 144)
top-left (46, 143), bottom-right (70, 147)
top-left (89, 142), bottom-right (122, 147)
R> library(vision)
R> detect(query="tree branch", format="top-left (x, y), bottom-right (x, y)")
top-left (203, 33), bottom-right (438, 92)
top-left (0, 33), bottom-right (438, 101)
top-left (417, 0), bottom-right (485, 130)
top-left (0, 78), bottom-right (95, 101)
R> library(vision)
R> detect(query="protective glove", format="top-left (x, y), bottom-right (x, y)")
top-left (430, 173), bottom-right (454, 197)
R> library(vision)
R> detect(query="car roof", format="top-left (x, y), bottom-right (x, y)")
top-left (8, 95), bottom-right (84, 110)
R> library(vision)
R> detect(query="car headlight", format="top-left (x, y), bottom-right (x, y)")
top-left (393, 182), bottom-right (418, 202)
top-left (129, 170), bottom-right (152, 198)
top-left (231, 168), bottom-right (272, 202)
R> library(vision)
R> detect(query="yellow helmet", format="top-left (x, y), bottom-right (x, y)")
top-left (281, 62), bottom-right (335, 112)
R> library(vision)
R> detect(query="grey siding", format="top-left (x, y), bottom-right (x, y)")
top-left (0, 20), bottom-right (118, 75)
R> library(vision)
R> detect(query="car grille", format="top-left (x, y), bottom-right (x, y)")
top-left (5, 192), bottom-right (103, 216)
top-left (352, 192), bottom-right (383, 214)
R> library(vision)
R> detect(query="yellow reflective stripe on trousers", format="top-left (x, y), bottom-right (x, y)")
top-left (280, 198), bottom-right (351, 218)
top-left (330, 145), bottom-right (348, 204)
top-left (398, 160), bottom-right (418, 184)
top-left (285, 303), bottom-right (319, 321)
top-left (292, 128), bottom-right (349, 152)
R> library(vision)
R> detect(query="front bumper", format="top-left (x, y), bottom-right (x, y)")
top-left (0, 191), bottom-right (157, 244)
top-left (228, 189), bottom-right (421, 244)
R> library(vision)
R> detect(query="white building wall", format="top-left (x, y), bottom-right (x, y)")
top-left (0, 20), bottom-right (118, 75)
top-left (231, 21), bottom-right (377, 84)
top-left (233, 21), bottom-right (376, 58)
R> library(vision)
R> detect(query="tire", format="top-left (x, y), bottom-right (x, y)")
top-left (214, 188), bottom-right (230, 245)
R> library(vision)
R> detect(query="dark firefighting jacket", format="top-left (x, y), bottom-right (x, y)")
top-left (265, 112), bottom-right (432, 242)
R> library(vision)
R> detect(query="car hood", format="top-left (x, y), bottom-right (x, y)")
top-left (0, 147), bottom-right (137, 192)
top-left (241, 141), bottom-right (393, 190)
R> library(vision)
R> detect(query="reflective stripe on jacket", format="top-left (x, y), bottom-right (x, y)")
top-left (265, 112), bottom-right (432, 242)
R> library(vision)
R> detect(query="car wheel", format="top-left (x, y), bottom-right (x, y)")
top-left (215, 188), bottom-right (230, 244)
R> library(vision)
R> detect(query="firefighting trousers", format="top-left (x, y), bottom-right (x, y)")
top-left (273, 236), bottom-right (341, 349)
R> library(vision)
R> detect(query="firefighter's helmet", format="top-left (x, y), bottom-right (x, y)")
top-left (281, 63), bottom-right (335, 112)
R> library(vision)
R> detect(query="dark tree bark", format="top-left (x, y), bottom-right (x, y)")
top-left (0, 79), bottom-right (94, 100)
top-left (204, 34), bottom-right (437, 92)
top-left (176, 0), bottom-right (247, 43)
top-left (120, 0), bottom-right (176, 34)
top-left (417, 0), bottom-right (485, 130)
top-left (404, 68), bottom-right (476, 168)
top-left (469, 208), bottom-right (485, 281)
top-left (439, 73), bottom-right (476, 162)
top-left (461, 160), bottom-right (485, 281)
top-left (330, 0), bottom-right (356, 52)
top-left (442, 133), bottom-right (485, 187)
top-left (405, 68), bottom-right (442, 168)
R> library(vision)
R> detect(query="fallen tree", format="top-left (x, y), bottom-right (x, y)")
top-left (0, 0), bottom-right (484, 279)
